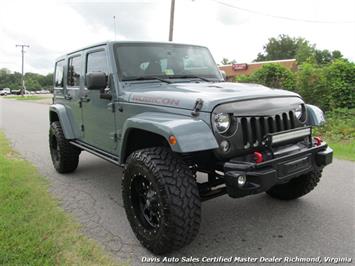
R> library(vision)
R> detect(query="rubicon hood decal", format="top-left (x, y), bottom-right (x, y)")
top-left (127, 82), bottom-right (301, 112)
top-left (131, 95), bottom-right (180, 107)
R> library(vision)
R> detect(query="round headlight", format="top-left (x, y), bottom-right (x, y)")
top-left (295, 104), bottom-right (306, 122)
top-left (214, 113), bottom-right (231, 133)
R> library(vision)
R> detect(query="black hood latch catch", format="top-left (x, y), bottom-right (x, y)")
top-left (191, 98), bottom-right (204, 117)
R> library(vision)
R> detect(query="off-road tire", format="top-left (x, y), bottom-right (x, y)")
top-left (266, 170), bottom-right (322, 200)
top-left (122, 147), bottom-right (201, 254)
top-left (49, 121), bottom-right (80, 173)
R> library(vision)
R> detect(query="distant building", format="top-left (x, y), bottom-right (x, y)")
top-left (219, 59), bottom-right (297, 81)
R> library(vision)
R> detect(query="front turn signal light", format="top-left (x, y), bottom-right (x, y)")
top-left (169, 135), bottom-right (177, 145)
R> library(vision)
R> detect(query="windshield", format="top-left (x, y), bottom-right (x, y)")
top-left (115, 43), bottom-right (222, 82)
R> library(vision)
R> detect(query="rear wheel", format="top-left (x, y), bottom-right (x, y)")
top-left (49, 121), bottom-right (80, 173)
top-left (122, 147), bottom-right (201, 254)
top-left (266, 170), bottom-right (322, 200)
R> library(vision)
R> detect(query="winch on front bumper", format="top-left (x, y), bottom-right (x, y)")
top-left (223, 127), bottom-right (333, 198)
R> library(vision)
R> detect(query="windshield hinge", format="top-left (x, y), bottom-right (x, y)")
top-left (191, 98), bottom-right (204, 117)
top-left (111, 102), bottom-right (115, 113)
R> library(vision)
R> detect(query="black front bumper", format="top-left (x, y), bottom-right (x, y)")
top-left (223, 143), bottom-right (333, 198)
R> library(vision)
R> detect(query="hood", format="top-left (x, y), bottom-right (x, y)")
top-left (127, 82), bottom-right (301, 112)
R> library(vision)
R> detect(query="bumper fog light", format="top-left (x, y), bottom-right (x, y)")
top-left (237, 175), bottom-right (246, 187)
top-left (220, 140), bottom-right (230, 152)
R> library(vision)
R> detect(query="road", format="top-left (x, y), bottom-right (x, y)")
top-left (1, 98), bottom-right (354, 265)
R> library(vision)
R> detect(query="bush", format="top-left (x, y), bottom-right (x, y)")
top-left (314, 108), bottom-right (355, 142)
top-left (236, 64), bottom-right (296, 90)
top-left (323, 60), bottom-right (355, 109)
top-left (296, 63), bottom-right (329, 109)
top-left (236, 60), bottom-right (355, 111)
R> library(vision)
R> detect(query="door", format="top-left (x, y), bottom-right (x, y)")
top-left (66, 54), bottom-right (84, 138)
top-left (81, 48), bottom-right (116, 153)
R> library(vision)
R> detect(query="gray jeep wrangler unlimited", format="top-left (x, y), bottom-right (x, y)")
top-left (49, 41), bottom-right (333, 254)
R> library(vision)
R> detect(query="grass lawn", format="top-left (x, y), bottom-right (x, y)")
top-left (326, 141), bottom-right (355, 161)
top-left (5, 95), bottom-right (48, 101)
top-left (0, 132), bottom-right (120, 265)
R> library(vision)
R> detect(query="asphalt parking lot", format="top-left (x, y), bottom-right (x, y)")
top-left (1, 98), bottom-right (354, 265)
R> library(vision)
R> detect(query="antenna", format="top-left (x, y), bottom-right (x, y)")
top-left (113, 16), bottom-right (117, 40)
top-left (169, 0), bottom-right (175, 41)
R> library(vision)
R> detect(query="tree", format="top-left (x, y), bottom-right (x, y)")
top-left (255, 34), bottom-right (343, 65)
top-left (255, 34), bottom-right (315, 63)
top-left (314, 49), bottom-right (344, 65)
top-left (323, 60), bottom-right (355, 109)
top-left (0, 68), bottom-right (53, 91)
top-left (220, 58), bottom-right (237, 65)
top-left (236, 63), bottom-right (296, 90)
top-left (296, 63), bottom-right (328, 109)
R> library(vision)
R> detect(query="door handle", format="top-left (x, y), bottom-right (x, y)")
top-left (64, 94), bottom-right (72, 100)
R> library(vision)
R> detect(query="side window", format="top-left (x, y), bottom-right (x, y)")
top-left (54, 60), bottom-right (64, 87)
top-left (67, 56), bottom-right (81, 87)
top-left (86, 50), bottom-right (107, 74)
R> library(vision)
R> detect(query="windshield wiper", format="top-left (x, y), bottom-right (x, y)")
top-left (170, 75), bottom-right (212, 82)
top-left (122, 76), bottom-right (172, 84)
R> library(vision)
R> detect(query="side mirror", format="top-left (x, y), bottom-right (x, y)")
top-left (306, 104), bottom-right (325, 126)
top-left (86, 72), bottom-right (107, 90)
top-left (219, 70), bottom-right (226, 81)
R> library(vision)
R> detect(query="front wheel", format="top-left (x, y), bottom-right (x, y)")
top-left (49, 121), bottom-right (81, 173)
top-left (122, 147), bottom-right (201, 254)
top-left (266, 170), bottom-right (322, 200)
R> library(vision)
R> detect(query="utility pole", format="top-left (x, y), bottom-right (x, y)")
top-left (113, 16), bottom-right (117, 40)
top-left (168, 0), bottom-right (175, 41)
top-left (15, 44), bottom-right (30, 96)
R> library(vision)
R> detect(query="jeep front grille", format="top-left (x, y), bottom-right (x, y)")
top-left (239, 111), bottom-right (298, 149)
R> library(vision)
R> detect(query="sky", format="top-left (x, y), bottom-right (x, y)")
top-left (0, 0), bottom-right (354, 74)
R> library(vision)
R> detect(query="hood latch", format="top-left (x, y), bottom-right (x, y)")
top-left (191, 98), bottom-right (204, 117)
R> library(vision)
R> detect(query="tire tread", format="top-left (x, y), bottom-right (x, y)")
top-left (123, 147), bottom-right (201, 254)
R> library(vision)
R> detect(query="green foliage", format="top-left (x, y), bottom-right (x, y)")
top-left (237, 59), bottom-right (354, 111)
top-left (255, 34), bottom-right (315, 64)
top-left (0, 68), bottom-right (22, 90)
top-left (296, 60), bottom-right (354, 110)
top-left (315, 108), bottom-right (355, 142)
top-left (220, 58), bottom-right (237, 65)
top-left (6, 96), bottom-right (48, 101)
top-left (296, 63), bottom-right (328, 109)
top-left (236, 63), bottom-right (296, 90)
top-left (313, 50), bottom-right (344, 65)
top-left (0, 68), bottom-right (53, 91)
top-left (323, 60), bottom-right (355, 109)
top-left (255, 34), bottom-right (344, 65)
top-left (313, 108), bottom-right (355, 161)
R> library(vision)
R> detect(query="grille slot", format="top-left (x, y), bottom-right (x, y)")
top-left (239, 111), bottom-right (297, 149)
